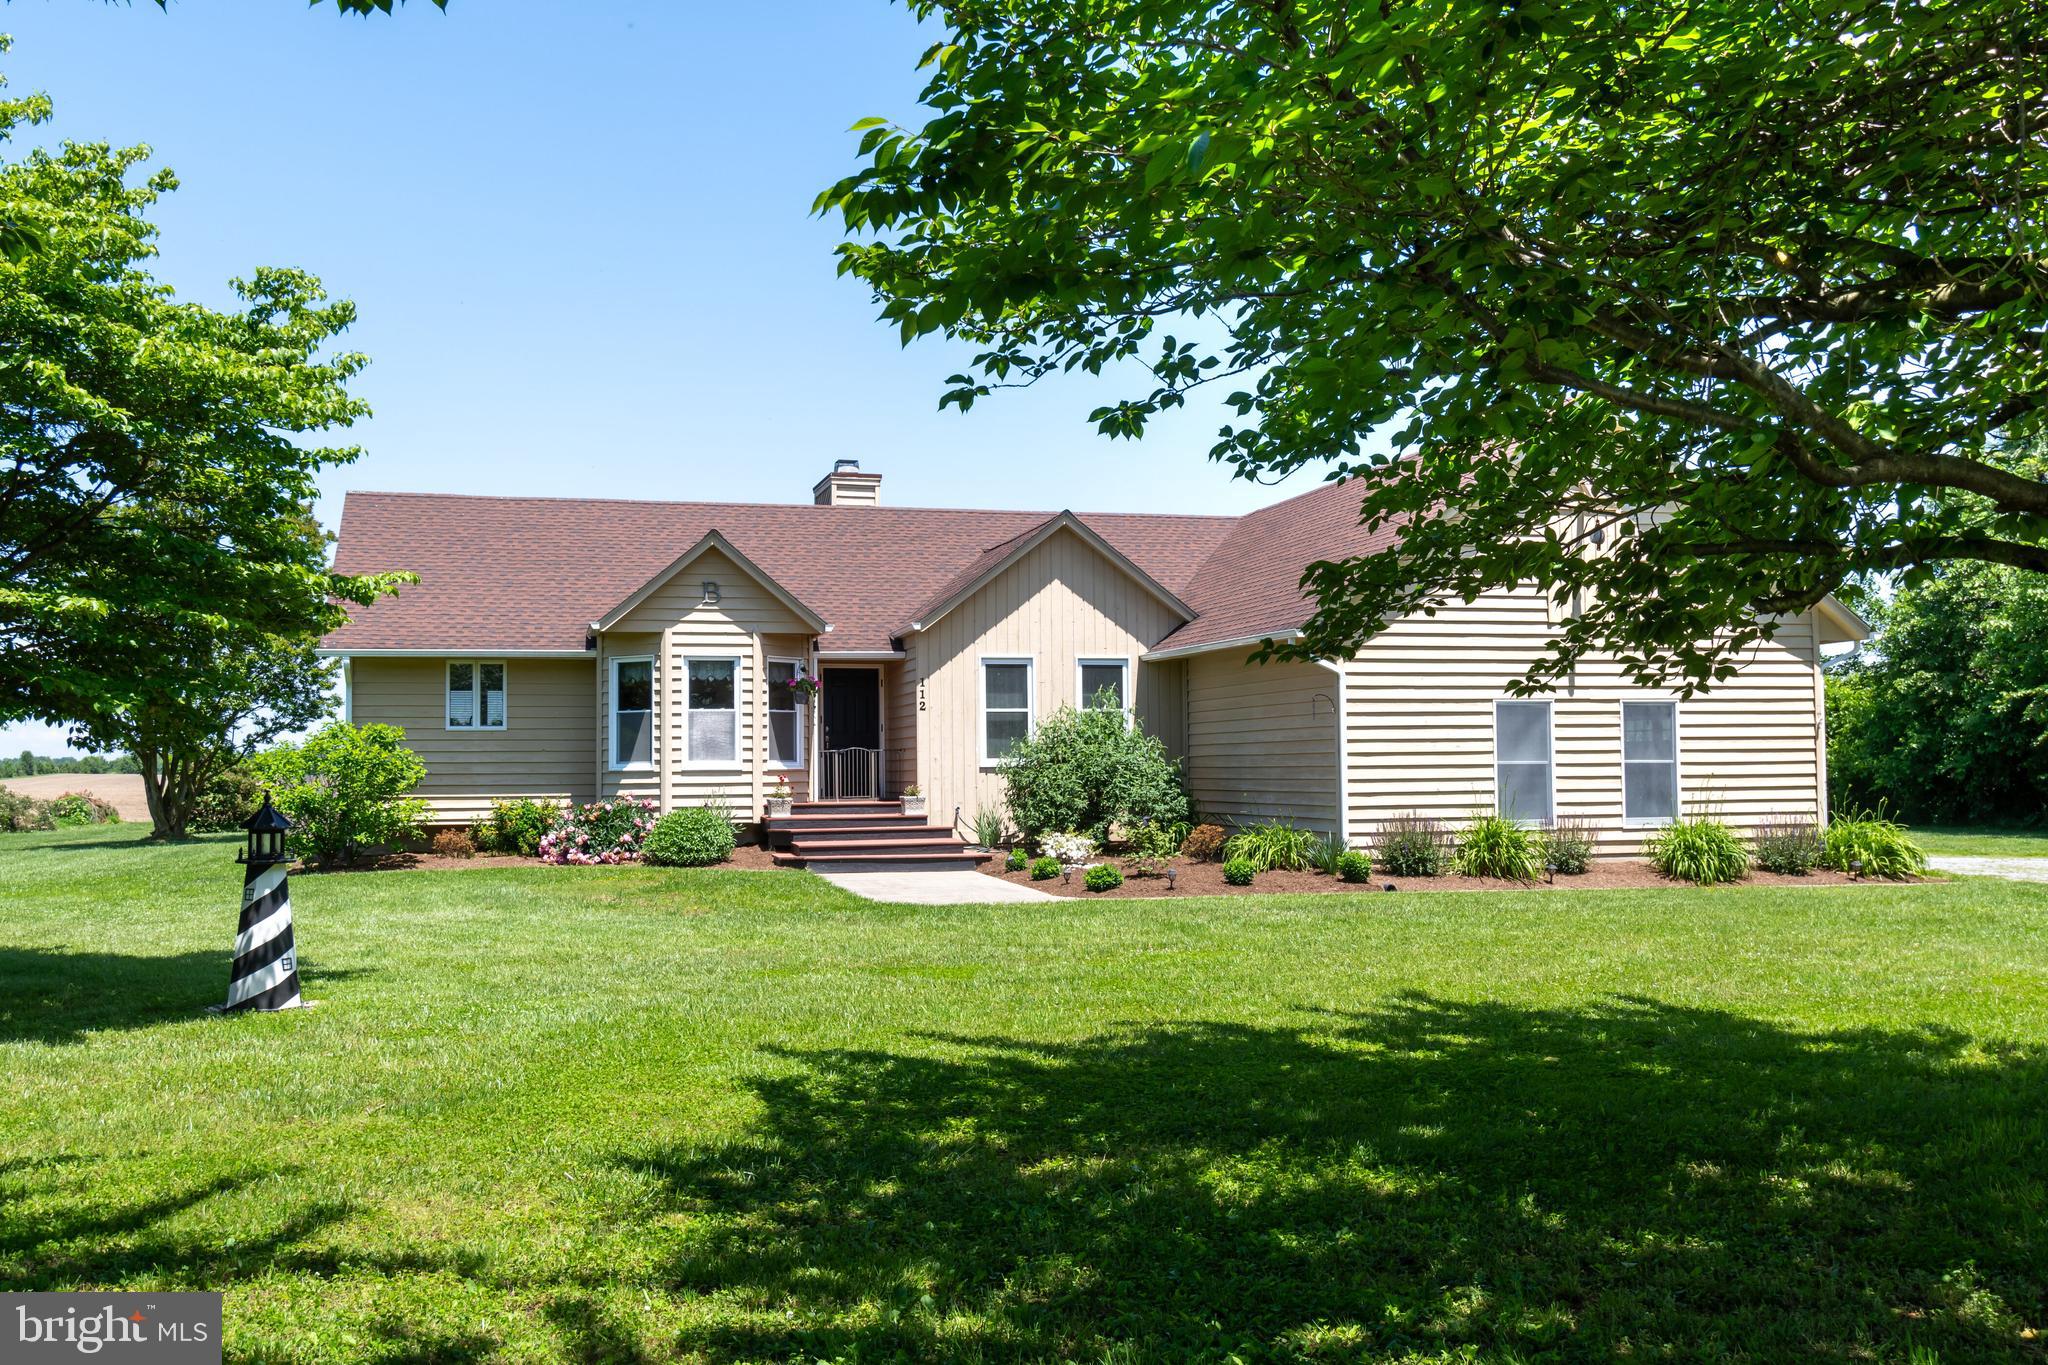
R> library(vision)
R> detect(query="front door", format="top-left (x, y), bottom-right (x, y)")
top-left (820, 668), bottom-right (882, 798)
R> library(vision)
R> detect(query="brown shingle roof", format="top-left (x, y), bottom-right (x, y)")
top-left (323, 493), bottom-right (1245, 656)
top-left (322, 481), bottom-right (1391, 659)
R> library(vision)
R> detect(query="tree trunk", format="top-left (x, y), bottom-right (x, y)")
top-left (138, 746), bottom-right (190, 841)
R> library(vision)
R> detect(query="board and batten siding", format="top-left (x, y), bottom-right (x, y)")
top-left (1182, 654), bottom-right (1340, 834)
top-left (912, 524), bottom-right (1187, 822)
top-left (1334, 586), bottom-right (1828, 856)
top-left (347, 657), bottom-right (597, 824)
top-left (597, 547), bottom-right (816, 820)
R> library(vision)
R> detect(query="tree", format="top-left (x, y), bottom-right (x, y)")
top-left (64, 599), bottom-right (339, 840)
top-left (0, 54), bottom-right (405, 727)
top-left (1826, 562), bottom-right (2048, 824)
top-left (822, 0), bottom-right (2048, 691)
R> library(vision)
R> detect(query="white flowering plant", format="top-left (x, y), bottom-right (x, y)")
top-left (1040, 831), bottom-right (1096, 866)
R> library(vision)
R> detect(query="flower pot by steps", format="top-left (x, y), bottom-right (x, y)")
top-left (899, 795), bottom-right (927, 817)
top-left (765, 797), bottom-right (793, 819)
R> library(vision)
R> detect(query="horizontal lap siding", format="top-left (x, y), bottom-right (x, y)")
top-left (348, 657), bottom-right (597, 824)
top-left (916, 526), bottom-right (1184, 825)
top-left (1183, 655), bottom-right (1340, 835)
top-left (1338, 588), bottom-right (1824, 856)
top-left (602, 548), bottom-right (815, 820)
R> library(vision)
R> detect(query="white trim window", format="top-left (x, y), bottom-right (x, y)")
top-left (1077, 658), bottom-right (1131, 715)
top-left (685, 656), bottom-right (740, 765)
top-left (981, 658), bottom-right (1033, 765)
top-left (609, 656), bottom-right (654, 770)
top-left (1622, 700), bottom-right (1680, 824)
top-left (1494, 699), bottom-right (1554, 825)
top-left (767, 658), bottom-right (806, 768)
top-left (446, 660), bottom-right (507, 731)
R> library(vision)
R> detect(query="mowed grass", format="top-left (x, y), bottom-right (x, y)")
top-left (2, 826), bottom-right (2046, 1363)
top-left (1913, 825), bottom-right (2048, 858)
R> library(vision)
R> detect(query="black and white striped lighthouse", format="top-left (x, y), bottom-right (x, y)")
top-left (218, 794), bottom-right (306, 1013)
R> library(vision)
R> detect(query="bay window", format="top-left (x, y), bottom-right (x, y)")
top-left (685, 657), bottom-right (739, 764)
top-left (767, 659), bottom-right (805, 767)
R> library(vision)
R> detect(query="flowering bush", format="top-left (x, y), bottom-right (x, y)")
top-left (537, 796), bottom-right (657, 865)
top-left (1040, 831), bottom-right (1096, 865)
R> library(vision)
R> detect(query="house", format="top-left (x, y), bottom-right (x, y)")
top-left (318, 459), bottom-right (1868, 866)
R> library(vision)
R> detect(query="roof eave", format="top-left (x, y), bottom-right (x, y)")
top-left (1141, 628), bottom-right (1304, 663)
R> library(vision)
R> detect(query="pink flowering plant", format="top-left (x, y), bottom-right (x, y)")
top-left (536, 796), bottom-right (658, 865)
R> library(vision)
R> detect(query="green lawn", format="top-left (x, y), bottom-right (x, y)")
top-left (3, 826), bottom-right (2045, 1363)
top-left (1911, 825), bottom-right (2048, 857)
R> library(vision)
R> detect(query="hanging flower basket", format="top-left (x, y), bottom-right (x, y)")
top-left (784, 673), bottom-right (820, 701)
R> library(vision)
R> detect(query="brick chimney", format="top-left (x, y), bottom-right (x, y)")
top-left (812, 458), bottom-right (882, 506)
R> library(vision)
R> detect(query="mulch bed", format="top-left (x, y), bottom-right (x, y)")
top-left (980, 853), bottom-right (1901, 897)
top-left (294, 843), bottom-right (783, 875)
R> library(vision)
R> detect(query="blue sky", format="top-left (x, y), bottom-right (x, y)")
top-left (3, 0), bottom-right (1310, 755)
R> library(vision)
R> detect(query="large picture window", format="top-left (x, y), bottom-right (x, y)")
top-left (610, 657), bottom-right (653, 769)
top-left (686, 657), bottom-right (739, 764)
top-left (982, 658), bottom-right (1033, 764)
top-left (447, 661), bottom-right (506, 730)
top-left (1622, 700), bottom-right (1679, 824)
top-left (1494, 700), bottom-right (1554, 824)
top-left (767, 659), bottom-right (805, 767)
top-left (1078, 658), bottom-right (1129, 713)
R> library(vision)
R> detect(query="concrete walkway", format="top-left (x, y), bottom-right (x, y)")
top-left (814, 868), bottom-right (1061, 905)
top-left (1928, 855), bottom-right (2048, 883)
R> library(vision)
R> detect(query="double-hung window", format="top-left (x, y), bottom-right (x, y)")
top-left (447, 661), bottom-right (506, 731)
top-left (1622, 700), bottom-right (1679, 824)
top-left (767, 659), bottom-right (805, 767)
top-left (1494, 699), bottom-right (1554, 824)
top-left (982, 658), bottom-right (1032, 764)
top-left (685, 658), bottom-right (739, 764)
top-left (1077, 658), bottom-right (1130, 715)
top-left (610, 657), bottom-right (653, 769)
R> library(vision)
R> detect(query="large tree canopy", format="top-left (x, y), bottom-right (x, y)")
top-left (823, 0), bottom-right (2048, 688)
top-left (0, 59), bottom-right (404, 725)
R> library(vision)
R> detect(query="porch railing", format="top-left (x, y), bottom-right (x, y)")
top-left (819, 747), bottom-right (887, 801)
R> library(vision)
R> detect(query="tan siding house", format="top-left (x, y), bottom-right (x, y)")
top-left (321, 463), bottom-right (1864, 865)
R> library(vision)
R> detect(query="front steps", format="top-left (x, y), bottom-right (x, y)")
top-left (766, 801), bottom-right (991, 871)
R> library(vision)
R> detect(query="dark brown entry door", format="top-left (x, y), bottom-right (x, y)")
top-left (820, 668), bottom-right (882, 798)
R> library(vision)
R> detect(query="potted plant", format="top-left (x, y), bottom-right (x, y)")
top-left (899, 784), bottom-right (926, 817)
top-left (783, 670), bottom-right (820, 702)
top-left (765, 776), bottom-right (794, 819)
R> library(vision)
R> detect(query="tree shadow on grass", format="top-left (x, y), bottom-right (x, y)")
top-left (622, 993), bottom-right (2047, 1362)
top-left (0, 947), bottom-right (372, 1044)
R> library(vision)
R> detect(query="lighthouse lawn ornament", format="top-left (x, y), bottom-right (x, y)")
top-left (217, 793), bottom-right (308, 1013)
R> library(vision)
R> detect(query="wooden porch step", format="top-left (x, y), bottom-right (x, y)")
top-left (780, 824), bottom-right (960, 844)
top-left (774, 848), bottom-right (993, 869)
top-left (789, 801), bottom-right (899, 815)
top-left (788, 836), bottom-right (969, 854)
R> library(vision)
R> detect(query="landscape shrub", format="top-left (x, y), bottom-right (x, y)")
top-left (50, 792), bottom-right (120, 827)
top-left (1454, 815), bottom-right (1543, 882)
top-left (250, 722), bottom-right (430, 864)
top-left (999, 702), bottom-right (1189, 842)
top-left (1540, 817), bottom-right (1595, 874)
top-left (1040, 831), bottom-right (1096, 865)
top-left (1029, 855), bottom-right (1060, 881)
top-left (0, 790), bottom-right (55, 832)
top-left (643, 806), bottom-right (737, 867)
top-left (1753, 817), bottom-right (1823, 875)
top-left (1222, 856), bottom-right (1256, 887)
top-left (1123, 821), bottom-right (1177, 877)
top-left (1822, 810), bottom-right (1928, 880)
top-left (1083, 863), bottom-right (1123, 892)
top-left (538, 796), bottom-right (657, 865)
top-left (1179, 823), bottom-right (1228, 861)
top-left (1336, 849), bottom-right (1373, 883)
top-left (1224, 820), bottom-right (1322, 872)
top-left (479, 798), bottom-right (560, 856)
top-left (432, 829), bottom-right (476, 859)
top-left (189, 766), bottom-right (265, 833)
top-left (1376, 814), bottom-right (1452, 877)
top-left (1006, 846), bottom-right (1028, 872)
top-left (1648, 817), bottom-right (1749, 885)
